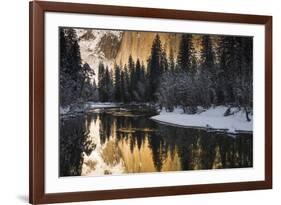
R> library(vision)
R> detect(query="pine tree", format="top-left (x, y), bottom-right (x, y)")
top-left (114, 63), bottom-right (121, 102)
top-left (124, 64), bottom-right (130, 103)
top-left (128, 55), bottom-right (135, 101)
top-left (160, 48), bottom-right (169, 73)
top-left (177, 34), bottom-right (193, 72)
top-left (139, 62), bottom-right (147, 101)
top-left (109, 68), bottom-right (115, 102)
top-left (132, 59), bottom-right (142, 101)
top-left (201, 35), bottom-right (215, 69)
top-left (135, 59), bottom-right (141, 81)
top-left (218, 36), bottom-right (239, 104)
top-left (91, 79), bottom-right (99, 101)
top-left (200, 35), bottom-right (216, 104)
top-left (59, 29), bottom-right (67, 70)
top-left (147, 34), bottom-right (163, 102)
top-left (80, 63), bottom-right (95, 100)
top-left (242, 37), bottom-right (253, 121)
top-left (65, 28), bottom-right (82, 78)
top-left (104, 66), bottom-right (111, 102)
top-left (168, 48), bottom-right (175, 72)
top-left (98, 62), bottom-right (106, 102)
top-left (120, 70), bottom-right (125, 102)
top-left (232, 37), bottom-right (253, 121)
top-left (59, 28), bottom-right (83, 106)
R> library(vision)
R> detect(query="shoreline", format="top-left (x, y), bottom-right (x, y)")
top-left (150, 106), bottom-right (253, 134)
top-left (60, 103), bottom-right (253, 134)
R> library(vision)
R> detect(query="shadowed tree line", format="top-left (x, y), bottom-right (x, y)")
top-left (59, 28), bottom-right (98, 107)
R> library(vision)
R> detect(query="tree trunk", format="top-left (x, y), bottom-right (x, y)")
top-left (244, 106), bottom-right (251, 122)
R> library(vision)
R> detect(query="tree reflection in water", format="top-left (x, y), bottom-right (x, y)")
top-left (59, 107), bottom-right (253, 177)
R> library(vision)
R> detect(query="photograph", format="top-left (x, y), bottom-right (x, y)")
top-left (59, 27), bottom-right (253, 177)
top-left (27, 1), bottom-right (273, 203)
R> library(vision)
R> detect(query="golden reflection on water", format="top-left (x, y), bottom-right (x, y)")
top-left (118, 136), bottom-right (181, 173)
top-left (81, 116), bottom-right (183, 176)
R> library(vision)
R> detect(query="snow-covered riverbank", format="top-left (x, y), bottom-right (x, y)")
top-left (60, 102), bottom-right (156, 115)
top-left (85, 102), bottom-right (120, 109)
top-left (60, 102), bottom-right (119, 115)
top-left (151, 106), bottom-right (252, 134)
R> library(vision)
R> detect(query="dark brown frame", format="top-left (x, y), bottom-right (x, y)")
top-left (29, 1), bottom-right (272, 204)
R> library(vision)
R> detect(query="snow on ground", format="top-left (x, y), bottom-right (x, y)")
top-left (151, 106), bottom-right (252, 134)
top-left (60, 102), bottom-right (119, 115)
top-left (84, 102), bottom-right (119, 109)
top-left (59, 106), bottom-right (70, 115)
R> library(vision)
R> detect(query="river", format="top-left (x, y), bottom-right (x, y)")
top-left (59, 105), bottom-right (253, 177)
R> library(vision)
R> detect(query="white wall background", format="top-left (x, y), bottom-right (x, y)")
top-left (0, 0), bottom-right (279, 204)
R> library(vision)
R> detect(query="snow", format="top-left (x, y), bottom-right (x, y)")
top-left (59, 106), bottom-right (70, 115)
top-left (151, 106), bottom-right (252, 134)
top-left (60, 102), bottom-right (120, 115)
top-left (84, 102), bottom-right (120, 109)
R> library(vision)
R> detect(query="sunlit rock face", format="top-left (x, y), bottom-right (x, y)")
top-left (115, 31), bottom-right (181, 67)
top-left (76, 28), bottom-right (217, 82)
top-left (76, 29), bottom-right (123, 82)
top-left (98, 33), bottom-right (123, 60)
top-left (76, 29), bottom-right (182, 74)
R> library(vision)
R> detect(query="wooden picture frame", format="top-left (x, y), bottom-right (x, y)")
top-left (29, 1), bottom-right (272, 204)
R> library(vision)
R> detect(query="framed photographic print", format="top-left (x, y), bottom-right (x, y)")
top-left (29, 1), bottom-right (272, 204)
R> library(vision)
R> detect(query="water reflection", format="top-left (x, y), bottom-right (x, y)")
top-left (59, 107), bottom-right (253, 177)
